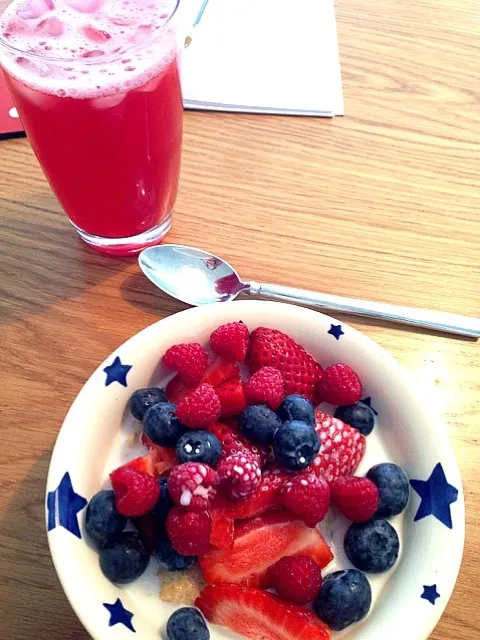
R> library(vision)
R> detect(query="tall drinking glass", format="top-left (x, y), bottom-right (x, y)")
top-left (0, 0), bottom-right (183, 255)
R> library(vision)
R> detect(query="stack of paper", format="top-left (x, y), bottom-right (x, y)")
top-left (181, 0), bottom-right (344, 117)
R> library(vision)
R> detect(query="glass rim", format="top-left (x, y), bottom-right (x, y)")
top-left (0, 0), bottom-right (180, 65)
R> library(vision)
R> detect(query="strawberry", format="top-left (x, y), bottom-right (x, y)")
top-left (216, 379), bottom-right (247, 418)
top-left (110, 466), bottom-right (160, 517)
top-left (199, 510), bottom-right (333, 588)
top-left (165, 374), bottom-right (189, 405)
top-left (247, 327), bottom-right (323, 403)
top-left (176, 383), bottom-right (221, 429)
top-left (196, 584), bottom-right (332, 640)
top-left (317, 363), bottom-right (362, 406)
top-left (210, 321), bottom-right (250, 362)
top-left (166, 507), bottom-right (212, 556)
top-left (141, 434), bottom-right (177, 477)
top-left (162, 343), bottom-right (208, 386)
top-left (311, 410), bottom-right (366, 484)
top-left (202, 360), bottom-right (241, 388)
top-left (282, 472), bottom-right (331, 527)
top-left (267, 556), bottom-right (323, 604)
top-left (244, 366), bottom-right (285, 410)
top-left (116, 451), bottom-right (156, 477)
top-left (210, 510), bottom-right (235, 551)
top-left (208, 422), bottom-right (269, 467)
top-left (331, 476), bottom-right (379, 522)
top-left (165, 359), bottom-right (240, 404)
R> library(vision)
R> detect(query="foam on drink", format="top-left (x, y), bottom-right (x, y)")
top-left (0, 0), bottom-right (179, 97)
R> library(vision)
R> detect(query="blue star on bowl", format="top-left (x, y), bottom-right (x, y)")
top-left (103, 356), bottom-right (132, 387)
top-left (421, 584), bottom-right (440, 605)
top-left (327, 323), bottom-right (344, 340)
top-left (46, 472), bottom-right (87, 539)
top-left (103, 598), bottom-right (135, 632)
top-left (410, 463), bottom-right (458, 529)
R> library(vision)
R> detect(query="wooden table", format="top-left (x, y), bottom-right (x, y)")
top-left (1, 0), bottom-right (478, 637)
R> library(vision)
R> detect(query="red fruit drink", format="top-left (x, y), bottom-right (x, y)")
top-left (0, 0), bottom-right (183, 254)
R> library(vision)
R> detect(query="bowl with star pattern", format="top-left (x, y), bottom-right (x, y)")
top-left (46, 300), bottom-right (465, 640)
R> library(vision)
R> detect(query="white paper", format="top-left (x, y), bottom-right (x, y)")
top-left (181, 0), bottom-right (344, 117)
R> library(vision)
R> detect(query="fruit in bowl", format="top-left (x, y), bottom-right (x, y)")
top-left (46, 301), bottom-right (464, 640)
top-left (84, 320), bottom-right (411, 639)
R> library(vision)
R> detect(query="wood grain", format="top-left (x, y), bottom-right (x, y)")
top-left (0, 0), bottom-right (479, 637)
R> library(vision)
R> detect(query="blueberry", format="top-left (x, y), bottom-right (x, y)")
top-left (85, 490), bottom-right (127, 547)
top-left (154, 530), bottom-right (196, 571)
top-left (151, 478), bottom-right (174, 521)
top-left (277, 394), bottom-right (315, 427)
top-left (344, 518), bottom-right (400, 573)
top-left (130, 387), bottom-right (168, 421)
top-left (273, 420), bottom-right (320, 471)
top-left (166, 607), bottom-right (210, 640)
top-left (238, 405), bottom-right (282, 444)
top-left (99, 532), bottom-right (149, 584)
top-left (334, 402), bottom-right (375, 436)
top-left (143, 402), bottom-right (185, 447)
top-left (176, 430), bottom-right (221, 466)
top-left (314, 569), bottom-right (372, 631)
top-left (367, 462), bottom-right (410, 517)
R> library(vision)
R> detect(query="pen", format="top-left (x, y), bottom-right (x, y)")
top-left (184, 0), bottom-right (210, 47)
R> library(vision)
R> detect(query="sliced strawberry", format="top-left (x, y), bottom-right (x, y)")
top-left (199, 510), bottom-right (333, 588)
top-left (203, 360), bottom-right (241, 387)
top-left (165, 359), bottom-right (240, 404)
top-left (216, 379), bottom-right (247, 418)
top-left (209, 510), bottom-right (235, 551)
top-left (141, 434), bottom-right (177, 477)
top-left (311, 410), bottom-right (366, 484)
top-left (196, 584), bottom-right (332, 640)
top-left (165, 374), bottom-right (190, 404)
top-left (115, 450), bottom-right (156, 477)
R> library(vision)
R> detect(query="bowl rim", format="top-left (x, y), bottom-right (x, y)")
top-left (46, 300), bottom-right (465, 640)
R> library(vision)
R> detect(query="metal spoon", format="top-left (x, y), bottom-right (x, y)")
top-left (138, 244), bottom-right (480, 338)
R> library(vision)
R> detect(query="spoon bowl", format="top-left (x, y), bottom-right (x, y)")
top-left (139, 244), bottom-right (248, 305)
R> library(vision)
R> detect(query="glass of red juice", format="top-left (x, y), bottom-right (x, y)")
top-left (0, 0), bottom-right (183, 255)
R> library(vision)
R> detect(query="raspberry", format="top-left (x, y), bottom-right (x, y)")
top-left (176, 383), bottom-right (221, 429)
top-left (268, 556), bottom-right (323, 604)
top-left (209, 422), bottom-right (269, 467)
top-left (166, 507), bottom-right (212, 556)
top-left (244, 367), bottom-right (285, 410)
top-left (217, 452), bottom-right (262, 499)
top-left (331, 476), bottom-right (379, 522)
top-left (162, 343), bottom-right (208, 386)
top-left (210, 322), bottom-right (250, 362)
top-left (167, 462), bottom-right (218, 511)
top-left (216, 379), bottom-right (247, 418)
top-left (281, 472), bottom-right (330, 527)
top-left (212, 464), bottom-right (290, 519)
top-left (317, 364), bottom-right (362, 406)
top-left (110, 466), bottom-right (160, 517)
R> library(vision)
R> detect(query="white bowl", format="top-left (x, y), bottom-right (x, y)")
top-left (46, 301), bottom-right (464, 640)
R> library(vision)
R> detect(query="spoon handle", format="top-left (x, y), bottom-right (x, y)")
top-left (247, 281), bottom-right (480, 338)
